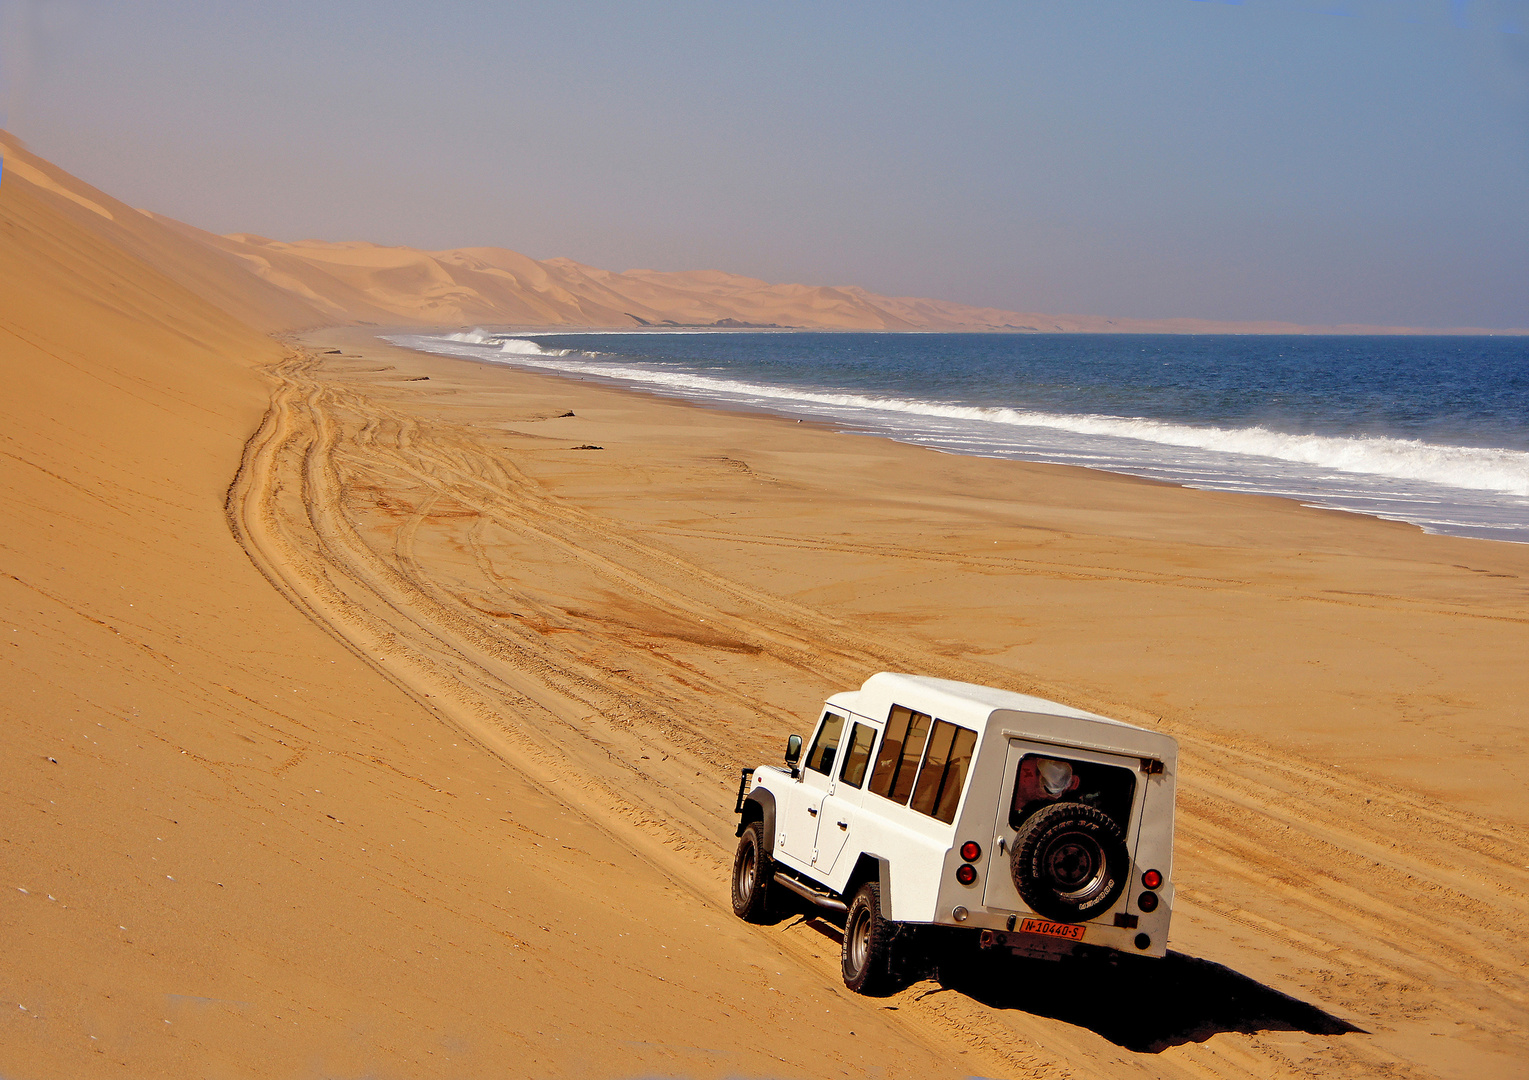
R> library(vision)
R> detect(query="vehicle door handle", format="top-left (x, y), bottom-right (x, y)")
top-left (807, 807), bottom-right (818, 816)
top-left (837, 821), bottom-right (848, 830)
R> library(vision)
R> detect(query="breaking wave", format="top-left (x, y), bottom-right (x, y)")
top-left (443, 330), bottom-right (569, 356)
top-left (390, 330), bottom-right (1529, 541)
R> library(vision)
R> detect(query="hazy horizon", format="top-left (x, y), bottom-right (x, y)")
top-left (2, 0), bottom-right (1527, 328)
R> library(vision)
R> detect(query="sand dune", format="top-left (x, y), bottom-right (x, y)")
top-left (5, 133), bottom-right (1529, 1079)
top-left (0, 132), bottom-right (961, 1077)
top-left (147, 215), bottom-right (1516, 335)
top-left (195, 232), bottom-right (1521, 333)
top-left (0, 135), bottom-right (326, 334)
top-left (10, 127), bottom-right (1522, 336)
top-left (15, 126), bottom-right (1518, 334)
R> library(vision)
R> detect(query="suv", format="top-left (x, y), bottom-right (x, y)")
top-left (730, 673), bottom-right (1177, 993)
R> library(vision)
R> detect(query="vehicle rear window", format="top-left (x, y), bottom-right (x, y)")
top-left (868, 705), bottom-right (932, 804)
top-left (1010, 753), bottom-right (1136, 832)
top-left (838, 722), bottom-right (877, 788)
top-left (909, 720), bottom-right (978, 824)
top-left (805, 712), bottom-right (846, 775)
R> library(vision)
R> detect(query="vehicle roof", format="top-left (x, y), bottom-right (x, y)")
top-left (828, 672), bottom-right (1163, 737)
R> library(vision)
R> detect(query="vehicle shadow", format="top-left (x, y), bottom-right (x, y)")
top-left (933, 948), bottom-right (1365, 1053)
top-left (790, 912), bottom-right (846, 944)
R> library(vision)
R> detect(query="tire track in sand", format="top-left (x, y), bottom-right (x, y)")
top-left (228, 349), bottom-right (1529, 1079)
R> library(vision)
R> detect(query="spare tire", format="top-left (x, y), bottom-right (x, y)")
top-left (1010, 802), bottom-right (1128, 923)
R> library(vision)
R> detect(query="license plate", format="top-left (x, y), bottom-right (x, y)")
top-left (1019, 917), bottom-right (1086, 941)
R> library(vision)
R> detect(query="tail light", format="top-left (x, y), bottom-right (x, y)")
top-left (959, 841), bottom-right (982, 862)
top-left (1137, 891), bottom-right (1159, 912)
top-left (1142, 869), bottom-right (1163, 890)
top-left (955, 864), bottom-right (977, 886)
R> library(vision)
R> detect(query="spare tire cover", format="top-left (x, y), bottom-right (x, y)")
top-left (1010, 801), bottom-right (1129, 923)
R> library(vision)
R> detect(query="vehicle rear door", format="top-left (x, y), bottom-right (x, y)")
top-left (982, 738), bottom-right (1143, 913)
top-left (982, 739), bottom-right (1032, 911)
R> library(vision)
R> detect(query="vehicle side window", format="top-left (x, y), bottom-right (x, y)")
top-left (908, 720), bottom-right (978, 824)
top-left (868, 705), bottom-right (932, 804)
top-left (805, 712), bottom-right (847, 775)
top-left (838, 723), bottom-right (877, 788)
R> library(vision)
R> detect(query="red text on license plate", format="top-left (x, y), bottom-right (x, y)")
top-left (1019, 917), bottom-right (1086, 941)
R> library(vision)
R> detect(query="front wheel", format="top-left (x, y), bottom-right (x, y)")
top-left (841, 882), bottom-right (898, 994)
top-left (731, 822), bottom-right (776, 923)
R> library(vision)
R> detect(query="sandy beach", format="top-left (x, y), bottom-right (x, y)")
top-left (4, 136), bottom-right (1528, 1079)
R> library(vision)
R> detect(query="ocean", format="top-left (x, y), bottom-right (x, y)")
top-left (391, 330), bottom-right (1529, 545)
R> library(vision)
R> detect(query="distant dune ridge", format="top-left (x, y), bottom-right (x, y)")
top-left (4, 130), bottom-right (1517, 334)
top-left (179, 231), bottom-right (1523, 335)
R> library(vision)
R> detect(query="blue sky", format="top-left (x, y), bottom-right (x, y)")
top-left (2, 0), bottom-right (1526, 327)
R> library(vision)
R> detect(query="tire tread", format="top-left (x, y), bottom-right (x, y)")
top-left (842, 882), bottom-right (898, 994)
top-left (1010, 801), bottom-right (1128, 923)
top-left (731, 821), bottom-right (776, 923)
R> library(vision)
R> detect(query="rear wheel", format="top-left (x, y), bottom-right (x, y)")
top-left (841, 882), bottom-right (897, 994)
top-left (731, 822), bottom-right (776, 923)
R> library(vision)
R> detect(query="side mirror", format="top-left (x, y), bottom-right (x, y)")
top-left (784, 734), bottom-right (803, 777)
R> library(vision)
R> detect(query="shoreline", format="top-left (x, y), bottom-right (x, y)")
top-left (368, 322), bottom-right (1529, 336)
top-left (382, 325), bottom-right (1529, 546)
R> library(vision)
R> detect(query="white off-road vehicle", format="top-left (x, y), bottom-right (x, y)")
top-left (731, 673), bottom-right (1177, 993)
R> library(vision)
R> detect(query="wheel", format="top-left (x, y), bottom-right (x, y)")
top-left (1010, 802), bottom-right (1129, 923)
top-left (731, 821), bottom-right (776, 923)
top-left (841, 882), bottom-right (898, 994)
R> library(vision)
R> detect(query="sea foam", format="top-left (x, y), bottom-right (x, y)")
top-left (430, 338), bottom-right (1529, 499)
top-left (390, 331), bottom-right (1529, 541)
top-left (443, 330), bottom-right (569, 356)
